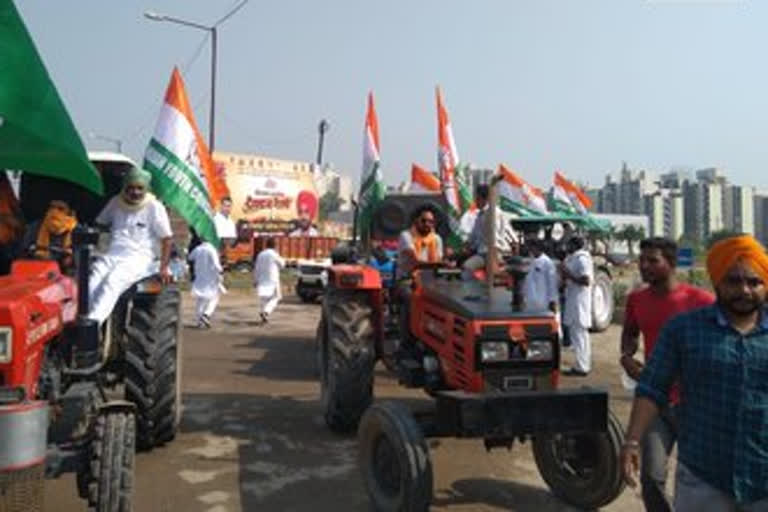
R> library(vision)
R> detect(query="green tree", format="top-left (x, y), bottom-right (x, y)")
top-left (617, 225), bottom-right (645, 259)
top-left (318, 190), bottom-right (343, 221)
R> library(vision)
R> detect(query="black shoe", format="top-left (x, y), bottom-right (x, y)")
top-left (563, 367), bottom-right (589, 377)
top-left (259, 312), bottom-right (268, 324)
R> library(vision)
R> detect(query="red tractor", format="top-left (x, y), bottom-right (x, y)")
top-left (0, 154), bottom-right (183, 511)
top-left (317, 192), bottom-right (624, 511)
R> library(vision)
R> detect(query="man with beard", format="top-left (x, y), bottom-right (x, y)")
top-left (622, 234), bottom-right (768, 511)
top-left (88, 167), bottom-right (173, 324)
top-left (620, 237), bottom-right (714, 512)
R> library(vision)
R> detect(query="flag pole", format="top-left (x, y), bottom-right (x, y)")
top-left (486, 174), bottom-right (502, 295)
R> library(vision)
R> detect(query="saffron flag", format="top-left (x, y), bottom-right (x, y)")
top-left (358, 92), bottom-right (385, 239)
top-left (410, 164), bottom-right (441, 193)
top-left (143, 68), bottom-right (225, 244)
top-left (436, 87), bottom-right (472, 246)
top-left (497, 164), bottom-right (549, 216)
top-left (552, 170), bottom-right (592, 214)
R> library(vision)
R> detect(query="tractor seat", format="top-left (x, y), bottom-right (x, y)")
top-left (419, 274), bottom-right (554, 321)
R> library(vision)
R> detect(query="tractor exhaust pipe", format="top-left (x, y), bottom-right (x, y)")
top-left (72, 227), bottom-right (102, 365)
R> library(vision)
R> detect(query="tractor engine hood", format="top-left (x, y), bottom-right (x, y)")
top-left (0, 260), bottom-right (76, 397)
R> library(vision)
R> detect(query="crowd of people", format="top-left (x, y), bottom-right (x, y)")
top-left (9, 169), bottom-right (767, 511)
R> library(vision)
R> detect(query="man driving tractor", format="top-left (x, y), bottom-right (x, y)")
top-left (396, 204), bottom-right (445, 339)
top-left (88, 167), bottom-right (173, 324)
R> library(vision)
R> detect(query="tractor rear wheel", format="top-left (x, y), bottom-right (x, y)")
top-left (590, 269), bottom-right (614, 332)
top-left (85, 410), bottom-right (135, 512)
top-left (319, 290), bottom-right (375, 433)
top-left (123, 286), bottom-right (182, 450)
top-left (358, 401), bottom-right (433, 512)
top-left (532, 409), bottom-right (625, 509)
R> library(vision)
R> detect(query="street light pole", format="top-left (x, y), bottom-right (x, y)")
top-left (144, 2), bottom-right (247, 152)
top-left (316, 119), bottom-right (330, 166)
top-left (89, 132), bottom-right (123, 153)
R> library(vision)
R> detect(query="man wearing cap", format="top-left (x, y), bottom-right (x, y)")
top-left (88, 167), bottom-right (173, 324)
top-left (622, 234), bottom-right (768, 511)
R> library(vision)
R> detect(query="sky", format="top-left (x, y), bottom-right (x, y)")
top-left (15, 0), bottom-right (768, 190)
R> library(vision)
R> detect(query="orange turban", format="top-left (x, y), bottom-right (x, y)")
top-left (706, 235), bottom-right (768, 286)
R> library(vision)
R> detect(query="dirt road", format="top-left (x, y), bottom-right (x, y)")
top-left (45, 291), bottom-right (648, 511)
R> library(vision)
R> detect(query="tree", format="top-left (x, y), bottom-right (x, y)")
top-left (617, 225), bottom-right (645, 259)
top-left (706, 229), bottom-right (742, 250)
top-left (318, 190), bottom-right (343, 221)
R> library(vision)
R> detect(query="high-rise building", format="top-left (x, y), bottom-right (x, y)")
top-left (644, 190), bottom-right (684, 240)
top-left (723, 185), bottom-right (754, 235)
top-left (683, 181), bottom-right (723, 241)
top-left (595, 163), bottom-right (657, 215)
top-left (753, 190), bottom-right (768, 245)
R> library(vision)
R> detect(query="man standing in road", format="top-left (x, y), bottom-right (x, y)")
top-left (522, 238), bottom-right (559, 314)
top-left (622, 234), bottom-right (768, 511)
top-left (253, 237), bottom-right (285, 324)
top-left (620, 237), bottom-right (714, 512)
top-left (560, 235), bottom-right (593, 376)
top-left (213, 196), bottom-right (236, 243)
top-left (89, 167), bottom-right (173, 324)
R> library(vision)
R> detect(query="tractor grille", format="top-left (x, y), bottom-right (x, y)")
top-left (0, 464), bottom-right (45, 512)
top-left (299, 265), bottom-right (324, 275)
top-left (452, 318), bottom-right (470, 388)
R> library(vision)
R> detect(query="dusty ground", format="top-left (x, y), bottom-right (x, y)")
top-left (44, 289), bottom-right (655, 512)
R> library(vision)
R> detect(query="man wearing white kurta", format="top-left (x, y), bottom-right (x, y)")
top-left (88, 168), bottom-right (173, 324)
top-left (213, 196), bottom-right (236, 241)
top-left (253, 237), bottom-right (285, 323)
top-left (523, 239), bottom-right (559, 313)
top-left (561, 236), bottom-right (593, 376)
top-left (188, 240), bottom-right (224, 328)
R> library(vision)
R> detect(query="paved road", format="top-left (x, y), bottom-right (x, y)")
top-left (45, 291), bottom-right (649, 511)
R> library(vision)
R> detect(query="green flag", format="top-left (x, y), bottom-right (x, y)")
top-left (0, 1), bottom-right (102, 194)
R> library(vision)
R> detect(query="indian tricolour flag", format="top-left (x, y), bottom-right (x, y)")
top-left (143, 68), bottom-right (228, 244)
top-left (436, 87), bottom-right (472, 247)
top-left (358, 91), bottom-right (385, 240)
top-left (497, 164), bottom-right (549, 217)
top-left (410, 164), bottom-right (441, 193)
top-left (553, 170), bottom-right (592, 214)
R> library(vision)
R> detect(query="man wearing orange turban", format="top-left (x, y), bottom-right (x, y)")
top-left (621, 234), bottom-right (768, 510)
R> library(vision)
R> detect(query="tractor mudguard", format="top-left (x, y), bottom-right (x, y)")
top-left (96, 399), bottom-right (136, 415)
top-left (328, 264), bottom-right (382, 290)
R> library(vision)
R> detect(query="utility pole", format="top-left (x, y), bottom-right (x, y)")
top-left (316, 119), bottom-right (330, 166)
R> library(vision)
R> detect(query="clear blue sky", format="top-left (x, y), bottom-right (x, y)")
top-left (15, 0), bottom-right (768, 190)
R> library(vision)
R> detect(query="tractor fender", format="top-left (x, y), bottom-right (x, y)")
top-left (328, 264), bottom-right (382, 290)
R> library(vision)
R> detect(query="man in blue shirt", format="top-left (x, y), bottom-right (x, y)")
top-left (622, 234), bottom-right (768, 510)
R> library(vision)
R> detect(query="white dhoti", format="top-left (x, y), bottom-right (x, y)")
top-left (568, 325), bottom-right (591, 373)
top-left (88, 255), bottom-right (156, 324)
top-left (257, 284), bottom-right (281, 316)
top-left (194, 294), bottom-right (220, 321)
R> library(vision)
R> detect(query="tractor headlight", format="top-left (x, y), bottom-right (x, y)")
top-left (0, 328), bottom-right (12, 363)
top-left (526, 339), bottom-right (553, 361)
top-left (480, 341), bottom-right (509, 362)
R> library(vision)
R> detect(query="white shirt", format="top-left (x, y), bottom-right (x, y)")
top-left (563, 249), bottom-right (593, 328)
top-left (214, 212), bottom-right (237, 239)
top-left (188, 242), bottom-right (224, 299)
top-left (523, 253), bottom-right (559, 312)
top-left (289, 226), bottom-right (318, 237)
top-left (253, 248), bottom-right (285, 297)
top-left (96, 196), bottom-right (172, 261)
top-left (468, 206), bottom-right (508, 255)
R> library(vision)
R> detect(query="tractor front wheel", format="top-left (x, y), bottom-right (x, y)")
top-left (319, 291), bottom-right (375, 433)
top-left (84, 410), bottom-right (136, 512)
top-left (123, 286), bottom-right (182, 450)
top-left (532, 409), bottom-right (625, 509)
top-left (358, 402), bottom-right (433, 512)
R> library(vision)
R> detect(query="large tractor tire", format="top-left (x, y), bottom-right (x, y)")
top-left (358, 401), bottom-right (433, 512)
top-left (123, 286), bottom-right (182, 450)
top-left (532, 409), bottom-right (625, 509)
top-left (591, 269), bottom-right (614, 332)
top-left (85, 410), bottom-right (135, 512)
top-left (319, 290), bottom-right (375, 433)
